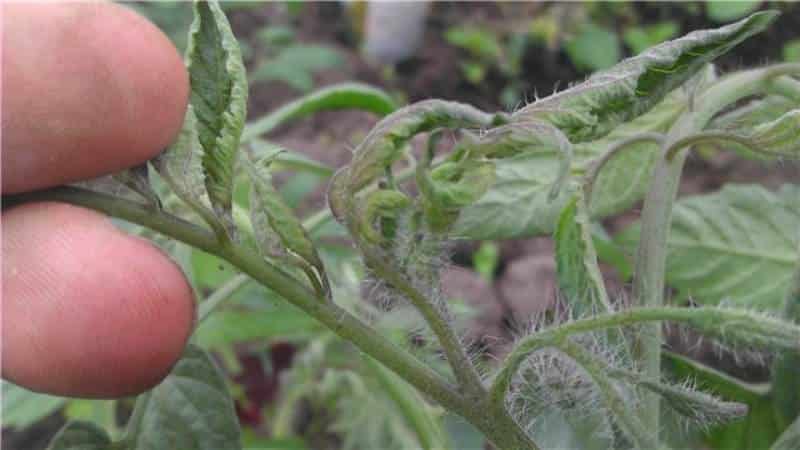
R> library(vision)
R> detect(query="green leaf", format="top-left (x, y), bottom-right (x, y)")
top-left (46, 422), bottom-right (113, 450)
top-left (748, 109), bottom-right (800, 157)
top-left (515, 11), bottom-right (778, 142)
top-left (617, 184), bottom-right (800, 311)
top-left (253, 61), bottom-right (313, 92)
top-left (554, 191), bottom-right (611, 315)
top-left (243, 83), bottom-right (397, 141)
top-left (565, 23), bottom-right (621, 71)
top-left (472, 241), bottom-right (499, 281)
top-left (664, 350), bottom-right (778, 450)
top-left (251, 45), bottom-right (341, 92)
top-left (624, 22), bottom-right (680, 55)
top-left (2, 381), bottom-right (66, 430)
top-left (195, 308), bottom-right (319, 348)
top-left (444, 27), bottom-right (502, 60)
top-left (277, 44), bottom-right (342, 70)
top-left (453, 71), bottom-right (701, 239)
top-left (63, 401), bottom-right (117, 437)
top-left (245, 149), bottom-right (325, 278)
top-left (784, 39), bottom-right (800, 62)
top-left (111, 164), bottom-right (160, 207)
top-left (707, 396), bottom-right (781, 450)
top-left (452, 150), bottom-right (568, 239)
top-left (330, 100), bottom-right (499, 224)
top-left (187, 0), bottom-right (248, 216)
top-left (770, 257), bottom-right (800, 428)
top-left (123, 345), bottom-right (241, 450)
top-left (706, 1), bottom-right (762, 23)
top-left (704, 96), bottom-right (798, 159)
top-left (419, 160), bottom-right (496, 232)
top-left (153, 107), bottom-right (216, 219)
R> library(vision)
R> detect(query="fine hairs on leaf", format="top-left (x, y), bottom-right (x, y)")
top-left (15, 4), bottom-right (800, 450)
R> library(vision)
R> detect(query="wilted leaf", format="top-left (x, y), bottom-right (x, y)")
top-left (187, 0), bottom-right (248, 216)
top-left (617, 184), bottom-right (800, 311)
top-left (454, 66), bottom-right (715, 239)
top-left (245, 149), bottom-right (324, 278)
top-left (748, 109), bottom-right (800, 157)
top-left (154, 107), bottom-right (208, 208)
top-left (515, 11), bottom-right (778, 142)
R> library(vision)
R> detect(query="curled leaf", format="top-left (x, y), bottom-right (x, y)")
top-left (112, 163), bottom-right (161, 208)
top-left (187, 0), bottom-right (248, 217)
top-left (243, 82), bottom-right (397, 141)
top-left (749, 109), bottom-right (800, 158)
top-left (358, 189), bottom-right (412, 244)
top-left (417, 160), bottom-right (495, 232)
top-left (246, 148), bottom-right (328, 296)
top-left (513, 11), bottom-right (778, 142)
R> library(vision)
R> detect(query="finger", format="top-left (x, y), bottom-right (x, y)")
top-left (1, 2), bottom-right (189, 193)
top-left (2, 203), bottom-right (195, 398)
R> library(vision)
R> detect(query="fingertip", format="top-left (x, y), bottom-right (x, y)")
top-left (2, 203), bottom-right (196, 397)
top-left (2, 2), bottom-right (189, 193)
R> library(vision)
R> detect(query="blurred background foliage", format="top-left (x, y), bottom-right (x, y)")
top-left (4, 2), bottom-right (800, 450)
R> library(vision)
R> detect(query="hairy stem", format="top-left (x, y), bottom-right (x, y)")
top-left (363, 356), bottom-right (447, 450)
top-left (197, 273), bottom-right (251, 322)
top-left (364, 250), bottom-right (487, 399)
top-left (558, 340), bottom-right (662, 449)
top-left (4, 189), bottom-right (462, 412)
top-left (5, 186), bottom-right (537, 450)
top-left (490, 305), bottom-right (800, 412)
top-left (631, 63), bottom-right (800, 433)
top-left (582, 132), bottom-right (665, 205)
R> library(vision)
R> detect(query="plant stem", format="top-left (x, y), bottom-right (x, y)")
top-left (363, 355), bottom-right (448, 450)
top-left (489, 305), bottom-right (800, 413)
top-left (558, 340), bottom-right (662, 450)
top-left (364, 251), bottom-right (487, 399)
top-left (4, 188), bottom-right (461, 411)
top-left (631, 63), bottom-right (800, 434)
top-left (197, 273), bottom-right (250, 323)
top-left (5, 186), bottom-right (537, 450)
top-left (582, 132), bottom-right (665, 205)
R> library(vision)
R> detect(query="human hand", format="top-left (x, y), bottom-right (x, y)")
top-left (2, 2), bottom-right (195, 398)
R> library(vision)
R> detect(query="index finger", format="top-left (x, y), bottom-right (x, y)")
top-left (1, 2), bottom-right (189, 193)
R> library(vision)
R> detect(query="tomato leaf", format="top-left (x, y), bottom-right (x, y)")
top-left (243, 83), bottom-right (397, 141)
top-left (553, 191), bottom-right (612, 316)
top-left (3, 381), bottom-right (66, 430)
top-left (617, 184), bottom-right (800, 311)
top-left (187, 0), bottom-right (248, 218)
top-left (46, 422), bottom-right (113, 450)
top-left (514, 11), bottom-right (778, 142)
top-left (123, 345), bottom-right (241, 450)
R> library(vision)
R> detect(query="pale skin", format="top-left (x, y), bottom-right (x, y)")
top-left (2, 2), bottom-right (195, 398)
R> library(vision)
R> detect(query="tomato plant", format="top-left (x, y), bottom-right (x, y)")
top-left (6, 2), bottom-right (800, 449)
